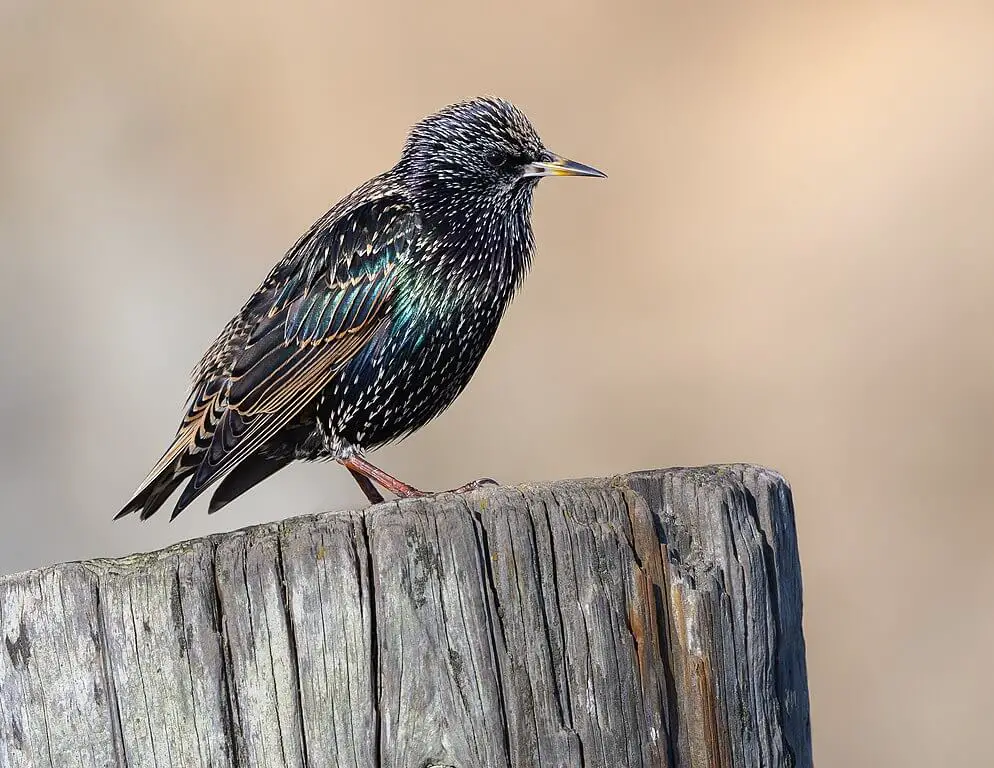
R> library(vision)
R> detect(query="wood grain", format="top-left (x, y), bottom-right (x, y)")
top-left (0, 465), bottom-right (811, 767)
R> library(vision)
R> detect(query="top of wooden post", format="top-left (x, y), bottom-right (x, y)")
top-left (0, 464), bottom-right (811, 768)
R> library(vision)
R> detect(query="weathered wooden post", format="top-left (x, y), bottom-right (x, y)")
top-left (0, 465), bottom-right (811, 767)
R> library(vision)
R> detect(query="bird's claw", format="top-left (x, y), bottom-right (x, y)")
top-left (446, 477), bottom-right (500, 494)
top-left (388, 478), bottom-right (499, 500)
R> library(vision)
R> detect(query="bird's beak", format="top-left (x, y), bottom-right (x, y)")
top-left (522, 153), bottom-right (607, 179)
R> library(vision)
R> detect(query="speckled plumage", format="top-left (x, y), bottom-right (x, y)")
top-left (118, 96), bottom-right (605, 520)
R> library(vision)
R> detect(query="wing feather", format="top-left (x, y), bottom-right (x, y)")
top-left (120, 191), bottom-right (419, 520)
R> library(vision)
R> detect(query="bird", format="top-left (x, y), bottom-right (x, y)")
top-left (117, 96), bottom-right (605, 521)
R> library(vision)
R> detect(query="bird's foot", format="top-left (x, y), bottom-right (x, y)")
top-left (342, 456), bottom-right (499, 504)
top-left (445, 477), bottom-right (499, 494)
top-left (389, 483), bottom-right (430, 499)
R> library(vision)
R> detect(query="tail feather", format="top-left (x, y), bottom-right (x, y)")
top-left (116, 470), bottom-right (188, 521)
top-left (205, 452), bottom-right (292, 516)
top-left (117, 428), bottom-right (202, 520)
top-left (119, 415), bottom-right (294, 521)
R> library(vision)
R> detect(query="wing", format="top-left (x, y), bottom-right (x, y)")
top-left (121, 192), bottom-right (419, 520)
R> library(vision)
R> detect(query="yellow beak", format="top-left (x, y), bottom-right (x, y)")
top-left (522, 154), bottom-right (607, 179)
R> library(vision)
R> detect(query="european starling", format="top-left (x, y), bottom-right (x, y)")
top-left (117, 96), bottom-right (605, 520)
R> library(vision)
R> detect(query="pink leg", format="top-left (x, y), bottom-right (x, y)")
top-left (347, 465), bottom-right (385, 504)
top-left (341, 456), bottom-right (499, 500)
top-left (341, 456), bottom-right (427, 498)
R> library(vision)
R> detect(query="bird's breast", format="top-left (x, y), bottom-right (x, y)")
top-left (323, 266), bottom-right (514, 450)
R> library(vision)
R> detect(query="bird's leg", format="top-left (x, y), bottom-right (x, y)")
top-left (341, 455), bottom-right (427, 498)
top-left (342, 456), bottom-right (499, 500)
top-left (347, 466), bottom-right (385, 504)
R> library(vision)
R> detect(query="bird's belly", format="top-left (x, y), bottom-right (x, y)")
top-left (322, 307), bottom-right (500, 450)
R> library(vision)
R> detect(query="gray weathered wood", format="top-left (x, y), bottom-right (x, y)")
top-left (0, 465), bottom-right (811, 767)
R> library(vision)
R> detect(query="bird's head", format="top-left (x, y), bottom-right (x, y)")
top-left (398, 96), bottom-right (605, 218)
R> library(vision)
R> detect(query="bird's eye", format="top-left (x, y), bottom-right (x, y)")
top-left (488, 151), bottom-right (525, 174)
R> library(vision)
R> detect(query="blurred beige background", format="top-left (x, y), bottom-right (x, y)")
top-left (2, 1), bottom-right (993, 764)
